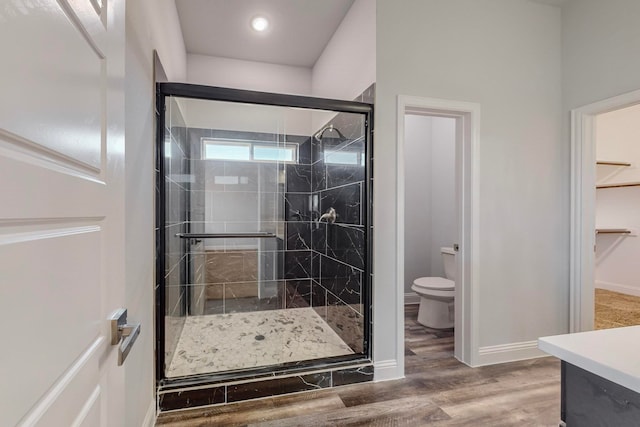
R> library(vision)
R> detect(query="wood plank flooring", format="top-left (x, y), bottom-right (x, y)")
top-left (156, 305), bottom-right (561, 426)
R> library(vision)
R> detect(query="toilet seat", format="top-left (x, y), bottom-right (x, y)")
top-left (413, 277), bottom-right (454, 291)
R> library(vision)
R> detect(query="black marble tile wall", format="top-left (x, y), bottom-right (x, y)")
top-left (286, 164), bottom-right (312, 193)
top-left (312, 279), bottom-right (327, 320)
top-left (159, 385), bottom-right (225, 412)
top-left (286, 222), bottom-right (312, 250)
top-left (312, 222), bottom-right (327, 254)
top-left (157, 362), bottom-right (374, 412)
top-left (326, 224), bottom-right (365, 271)
top-left (284, 279), bottom-right (312, 308)
top-left (284, 193), bottom-right (312, 221)
top-left (319, 183), bottom-right (362, 225)
top-left (326, 163), bottom-right (365, 190)
top-left (309, 104), bottom-right (369, 354)
top-left (311, 252), bottom-right (321, 280)
top-left (332, 365), bottom-right (374, 387)
top-left (227, 372), bottom-right (331, 402)
top-left (312, 158), bottom-right (326, 192)
top-left (282, 250), bottom-right (312, 279)
top-left (320, 256), bottom-right (362, 307)
top-left (327, 292), bottom-right (364, 353)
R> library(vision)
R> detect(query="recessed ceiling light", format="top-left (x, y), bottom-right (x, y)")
top-left (251, 16), bottom-right (269, 32)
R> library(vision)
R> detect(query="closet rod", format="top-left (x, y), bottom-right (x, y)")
top-left (596, 161), bottom-right (632, 166)
top-left (595, 229), bottom-right (631, 235)
top-left (596, 182), bottom-right (640, 189)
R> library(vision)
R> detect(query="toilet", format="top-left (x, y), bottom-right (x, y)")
top-left (411, 247), bottom-right (456, 329)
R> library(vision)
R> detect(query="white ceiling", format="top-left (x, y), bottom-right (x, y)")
top-left (175, 0), bottom-right (355, 68)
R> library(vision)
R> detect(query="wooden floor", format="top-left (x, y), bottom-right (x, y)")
top-left (156, 305), bottom-right (561, 426)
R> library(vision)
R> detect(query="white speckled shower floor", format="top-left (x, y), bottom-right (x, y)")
top-left (166, 308), bottom-right (354, 377)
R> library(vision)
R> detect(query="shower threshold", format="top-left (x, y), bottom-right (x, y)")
top-left (166, 307), bottom-right (355, 378)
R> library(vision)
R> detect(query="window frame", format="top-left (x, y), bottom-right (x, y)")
top-left (201, 138), bottom-right (299, 163)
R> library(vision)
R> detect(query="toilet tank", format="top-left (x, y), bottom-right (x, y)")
top-left (441, 247), bottom-right (456, 281)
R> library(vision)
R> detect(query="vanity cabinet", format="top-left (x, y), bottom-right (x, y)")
top-left (539, 326), bottom-right (640, 427)
top-left (561, 361), bottom-right (640, 426)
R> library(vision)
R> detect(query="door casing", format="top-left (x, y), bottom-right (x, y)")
top-left (569, 89), bottom-right (640, 332)
top-left (395, 95), bottom-right (481, 371)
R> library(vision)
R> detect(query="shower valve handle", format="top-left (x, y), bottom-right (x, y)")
top-left (318, 207), bottom-right (336, 224)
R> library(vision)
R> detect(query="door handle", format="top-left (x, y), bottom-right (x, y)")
top-left (110, 308), bottom-right (141, 366)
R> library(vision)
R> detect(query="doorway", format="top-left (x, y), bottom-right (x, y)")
top-left (571, 89), bottom-right (640, 332)
top-left (396, 96), bottom-right (480, 367)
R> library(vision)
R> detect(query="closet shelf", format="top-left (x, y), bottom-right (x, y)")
top-left (595, 228), bottom-right (631, 235)
top-left (596, 182), bottom-right (640, 189)
top-left (596, 160), bottom-right (632, 166)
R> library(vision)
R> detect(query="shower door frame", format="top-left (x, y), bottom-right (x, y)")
top-left (155, 82), bottom-right (373, 388)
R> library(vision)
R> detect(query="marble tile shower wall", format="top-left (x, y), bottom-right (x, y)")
top-left (185, 128), bottom-right (314, 316)
top-left (164, 98), bottom-right (189, 369)
top-left (308, 111), bottom-right (367, 353)
top-left (169, 87), bottom-right (373, 357)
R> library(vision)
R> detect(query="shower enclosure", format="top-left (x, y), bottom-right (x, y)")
top-left (156, 83), bottom-right (372, 409)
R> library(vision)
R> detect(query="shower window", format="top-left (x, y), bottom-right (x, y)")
top-left (156, 83), bottom-right (372, 386)
top-left (203, 140), bottom-right (251, 161)
top-left (203, 139), bottom-right (298, 163)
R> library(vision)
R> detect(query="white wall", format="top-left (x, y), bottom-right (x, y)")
top-left (182, 96), bottom-right (312, 136)
top-left (187, 54), bottom-right (312, 95)
top-left (376, 0), bottom-right (564, 371)
top-left (311, 0), bottom-right (376, 101)
top-left (596, 105), bottom-right (640, 184)
top-left (124, 0), bottom-right (188, 424)
top-left (184, 0), bottom-right (375, 135)
top-left (404, 115), bottom-right (456, 294)
top-left (185, 0), bottom-right (376, 104)
top-left (595, 105), bottom-right (640, 296)
top-left (429, 118), bottom-right (457, 276)
top-left (404, 116), bottom-right (433, 292)
top-left (134, 0), bottom-right (187, 82)
top-left (562, 0), bottom-right (640, 314)
top-left (562, 0), bottom-right (640, 112)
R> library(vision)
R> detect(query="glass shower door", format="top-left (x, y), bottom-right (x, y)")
top-left (158, 86), bottom-right (371, 381)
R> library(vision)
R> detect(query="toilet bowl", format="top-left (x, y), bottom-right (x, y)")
top-left (411, 247), bottom-right (455, 329)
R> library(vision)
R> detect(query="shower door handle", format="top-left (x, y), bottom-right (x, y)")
top-left (110, 308), bottom-right (141, 366)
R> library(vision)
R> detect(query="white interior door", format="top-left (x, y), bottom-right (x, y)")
top-left (0, 1), bottom-right (127, 426)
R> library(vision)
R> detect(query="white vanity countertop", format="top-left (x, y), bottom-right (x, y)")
top-left (538, 326), bottom-right (640, 394)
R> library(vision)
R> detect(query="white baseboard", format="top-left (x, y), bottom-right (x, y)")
top-left (475, 340), bottom-right (547, 366)
top-left (595, 280), bottom-right (640, 297)
top-left (142, 399), bottom-right (156, 427)
top-left (373, 359), bottom-right (403, 382)
top-left (404, 292), bottom-right (420, 305)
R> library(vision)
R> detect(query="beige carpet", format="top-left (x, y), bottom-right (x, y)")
top-left (595, 288), bottom-right (640, 330)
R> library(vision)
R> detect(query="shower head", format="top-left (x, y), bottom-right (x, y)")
top-left (313, 124), bottom-right (346, 142)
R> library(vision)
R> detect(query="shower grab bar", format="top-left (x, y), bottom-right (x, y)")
top-left (176, 232), bottom-right (276, 239)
